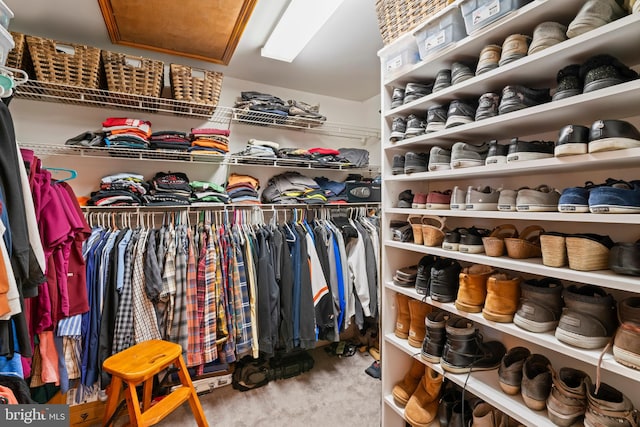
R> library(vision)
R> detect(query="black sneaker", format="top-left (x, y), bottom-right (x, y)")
top-left (555, 124), bottom-right (590, 156)
top-left (398, 189), bottom-right (414, 208)
top-left (404, 82), bottom-right (434, 104)
top-left (390, 87), bottom-right (405, 109)
top-left (580, 54), bottom-right (638, 94)
top-left (485, 140), bottom-right (508, 165)
top-left (430, 258), bottom-right (462, 303)
top-left (391, 154), bottom-right (406, 175)
top-left (404, 114), bottom-right (426, 138)
top-left (445, 99), bottom-right (477, 128)
top-left (433, 69), bottom-right (452, 93)
top-left (475, 92), bottom-right (500, 121)
top-left (404, 151), bottom-right (430, 174)
top-left (389, 116), bottom-right (406, 142)
top-left (552, 64), bottom-right (582, 101)
top-left (506, 138), bottom-right (555, 162)
top-left (426, 105), bottom-right (447, 133)
top-left (451, 62), bottom-right (475, 85)
top-left (416, 255), bottom-right (438, 295)
top-left (498, 85), bottom-right (551, 115)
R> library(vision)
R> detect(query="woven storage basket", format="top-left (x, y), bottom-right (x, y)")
top-left (540, 232), bottom-right (568, 267)
top-left (25, 35), bottom-right (101, 88)
top-left (376, 0), bottom-right (455, 45)
top-left (102, 51), bottom-right (164, 97)
top-left (565, 235), bottom-right (612, 271)
top-left (421, 215), bottom-right (446, 247)
top-left (6, 31), bottom-right (24, 70)
top-left (170, 63), bottom-right (223, 113)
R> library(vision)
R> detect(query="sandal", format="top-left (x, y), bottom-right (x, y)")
top-left (504, 225), bottom-right (545, 259)
top-left (421, 215), bottom-right (447, 247)
top-left (482, 224), bottom-right (519, 257)
top-left (408, 215), bottom-right (424, 245)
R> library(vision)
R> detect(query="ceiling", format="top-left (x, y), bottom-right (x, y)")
top-left (5, 0), bottom-right (384, 102)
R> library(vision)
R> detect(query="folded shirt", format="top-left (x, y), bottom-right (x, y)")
top-left (190, 128), bottom-right (230, 137)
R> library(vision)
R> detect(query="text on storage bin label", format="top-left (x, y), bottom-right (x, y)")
top-left (473, 0), bottom-right (500, 25)
top-left (386, 55), bottom-right (403, 71)
top-left (425, 30), bottom-right (446, 50)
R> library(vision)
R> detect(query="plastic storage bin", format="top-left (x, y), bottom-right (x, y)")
top-left (460, 0), bottom-right (532, 35)
top-left (381, 36), bottom-right (420, 80)
top-left (414, 5), bottom-right (466, 61)
top-left (0, 0), bottom-right (13, 30)
top-left (0, 25), bottom-right (14, 66)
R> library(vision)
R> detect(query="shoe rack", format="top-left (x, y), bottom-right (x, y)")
top-left (378, 1), bottom-right (640, 426)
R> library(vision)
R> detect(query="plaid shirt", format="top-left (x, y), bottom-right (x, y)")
top-left (185, 227), bottom-right (202, 367)
top-left (244, 233), bottom-right (259, 358)
top-left (169, 225), bottom-right (189, 355)
top-left (232, 232), bottom-right (252, 359)
top-left (220, 228), bottom-right (236, 363)
top-left (162, 225), bottom-right (177, 338)
top-left (132, 229), bottom-right (162, 343)
top-left (112, 229), bottom-right (139, 353)
top-left (202, 225), bottom-right (218, 363)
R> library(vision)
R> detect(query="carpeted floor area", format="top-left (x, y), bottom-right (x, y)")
top-left (156, 347), bottom-right (381, 427)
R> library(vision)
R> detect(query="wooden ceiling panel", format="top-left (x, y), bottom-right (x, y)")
top-left (98, 0), bottom-right (257, 64)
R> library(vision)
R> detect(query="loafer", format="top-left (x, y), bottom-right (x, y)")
top-left (499, 85), bottom-right (551, 114)
top-left (391, 154), bottom-right (405, 175)
top-left (404, 114), bottom-right (426, 139)
top-left (475, 92), bottom-right (500, 121)
top-left (390, 87), bottom-right (405, 109)
top-left (485, 139), bottom-right (508, 165)
top-left (451, 61), bottom-right (475, 85)
top-left (507, 138), bottom-right (555, 162)
top-left (521, 354), bottom-right (552, 411)
top-left (499, 346), bottom-right (531, 395)
top-left (476, 44), bottom-right (502, 75)
top-left (566, 0), bottom-right (626, 39)
top-left (499, 34), bottom-right (532, 67)
top-left (552, 64), bottom-right (582, 101)
top-left (404, 151), bottom-right (429, 174)
top-left (450, 141), bottom-right (489, 168)
top-left (588, 179), bottom-right (640, 213)
top-left (466, 186), bottom-right (500, 211)
top-left (389, 116), bottom-right (406, 142)
top-left (426, 104), bottom-right (447, 133)
top-left (609, 240), bottom-right (640, 276)
top-left (516, 184), bottom-right (560, 212)
top-left (555, 124), bottom-right (590, 156)
top-left (449, 186), bottom-right (466, 211)
top-left (528, 21), bottom-right (567, 55)
top-left (428, 146), bottom-right (451, 171)
top-left (404, 82), bottom-right (434, 104)
top-left (588, 119), bottom-right (640, 153)
top-left (432, 69), bottom-right (452, 93)
top-left (445, 99), bottom-right (477, 128)
top-left (581, 54), bottom-right (638, 94)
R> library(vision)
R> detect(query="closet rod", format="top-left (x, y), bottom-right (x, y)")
top-left (80, 202), bottom-right (381, 214)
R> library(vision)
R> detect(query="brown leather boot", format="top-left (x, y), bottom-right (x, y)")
top-left (482, 273), bottom-right (522, 322)
top-left (395, 293), bottom-right (411, 339)
top-left (455, 264), bottom-right (495, 313)
top-left (405, 365), bottom-right (444, 427)
top-left (391, 358), bottom-right (424, 407)
top-left (613, 296), bottom-right (640, 370)
top-left (408, 299), bottom-right (431, 347)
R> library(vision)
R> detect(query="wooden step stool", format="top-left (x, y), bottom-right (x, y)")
top-left (102, 339), bottom-right (208, 427)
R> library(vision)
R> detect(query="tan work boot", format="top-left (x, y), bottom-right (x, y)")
top-left (395, 293), bottom-right (411, 339)
top-left (482, 273), bottom-right (522, 322)
top-left (405, 365), bottom-right (444, 427)
top-left (391, 358), bottom-right (424, 407)
top-left (455, 264), bottom-right (495, 313)
top-left (408, 299), bottom-right (431, 348)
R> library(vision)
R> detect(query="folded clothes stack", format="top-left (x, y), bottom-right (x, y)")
top-left (233, 138), bottom-right (280, 159)
top-left (226, 173), bottom-right (260, 204)
top-left (261, 171), bottom-right (326, 205)
top-left (189, 127), bottom-right (230, 155)
top-left (87, 173), bottom-right (148, 206)
top-left (314, 176), bottom-right (347, 203)
top-left (287, 100), bottom-right (326, 121)
top-left (190, 181), bottom-right (229, 204)
top-left (144, 171), bottom-right (192, 206)
top-left (102, 117), bottom-right (152, 150)
top-left (235, 91), bottom-right (290, 118)
top-left (149, 131), bottom-right (191, 151)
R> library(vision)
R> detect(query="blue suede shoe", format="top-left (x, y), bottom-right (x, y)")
top-left (589, 179), bottom-right (640, 213)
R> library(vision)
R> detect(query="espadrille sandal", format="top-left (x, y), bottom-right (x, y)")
top-left (504, 225), bottom-right (545, 259)
top-left (540, 231), bottom-right (569, 267)
top-left (482, 224), bottom-right (519, 257)
top-left (565, 233), bottom-right (615, 271)
top-left (408, 215), bottom-right (424, 245)
top-left (422, 215), bottom-right (447, 247)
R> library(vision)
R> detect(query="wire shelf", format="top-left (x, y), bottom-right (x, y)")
top-left (19, 142), bottom-right (381, 173)
top-left (14, 80), bottom-right (381, 140)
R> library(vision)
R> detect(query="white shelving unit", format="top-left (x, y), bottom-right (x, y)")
top-left (379, 1), bottom-right (640, 426)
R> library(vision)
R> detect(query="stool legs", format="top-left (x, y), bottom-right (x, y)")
top-left (176, 355), bottom-right (208, 427)
top-left (103, 376), bottom-right (123, 426)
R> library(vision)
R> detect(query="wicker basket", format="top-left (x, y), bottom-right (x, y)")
top-left (25, 35), bottom-right (102, 88)
top-left (102, 51), bottom-right (164, 97)
top-left (170, 63), bottom-right (223, 114)
top-left (6, 31), bottom-right (24, 70)
top-left (376, 0), bottom-right (455, 45)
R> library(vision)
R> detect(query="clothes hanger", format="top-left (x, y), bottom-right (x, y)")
top-left (44, 166), bottom-right (78, 183)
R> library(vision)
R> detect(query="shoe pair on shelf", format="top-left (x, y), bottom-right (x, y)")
top-left (558, 178), bottom-right (640, 213)
top-left (390, 82), bottom-right (434, 109)
top-left (555, 119), bottom-right (640, 156)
